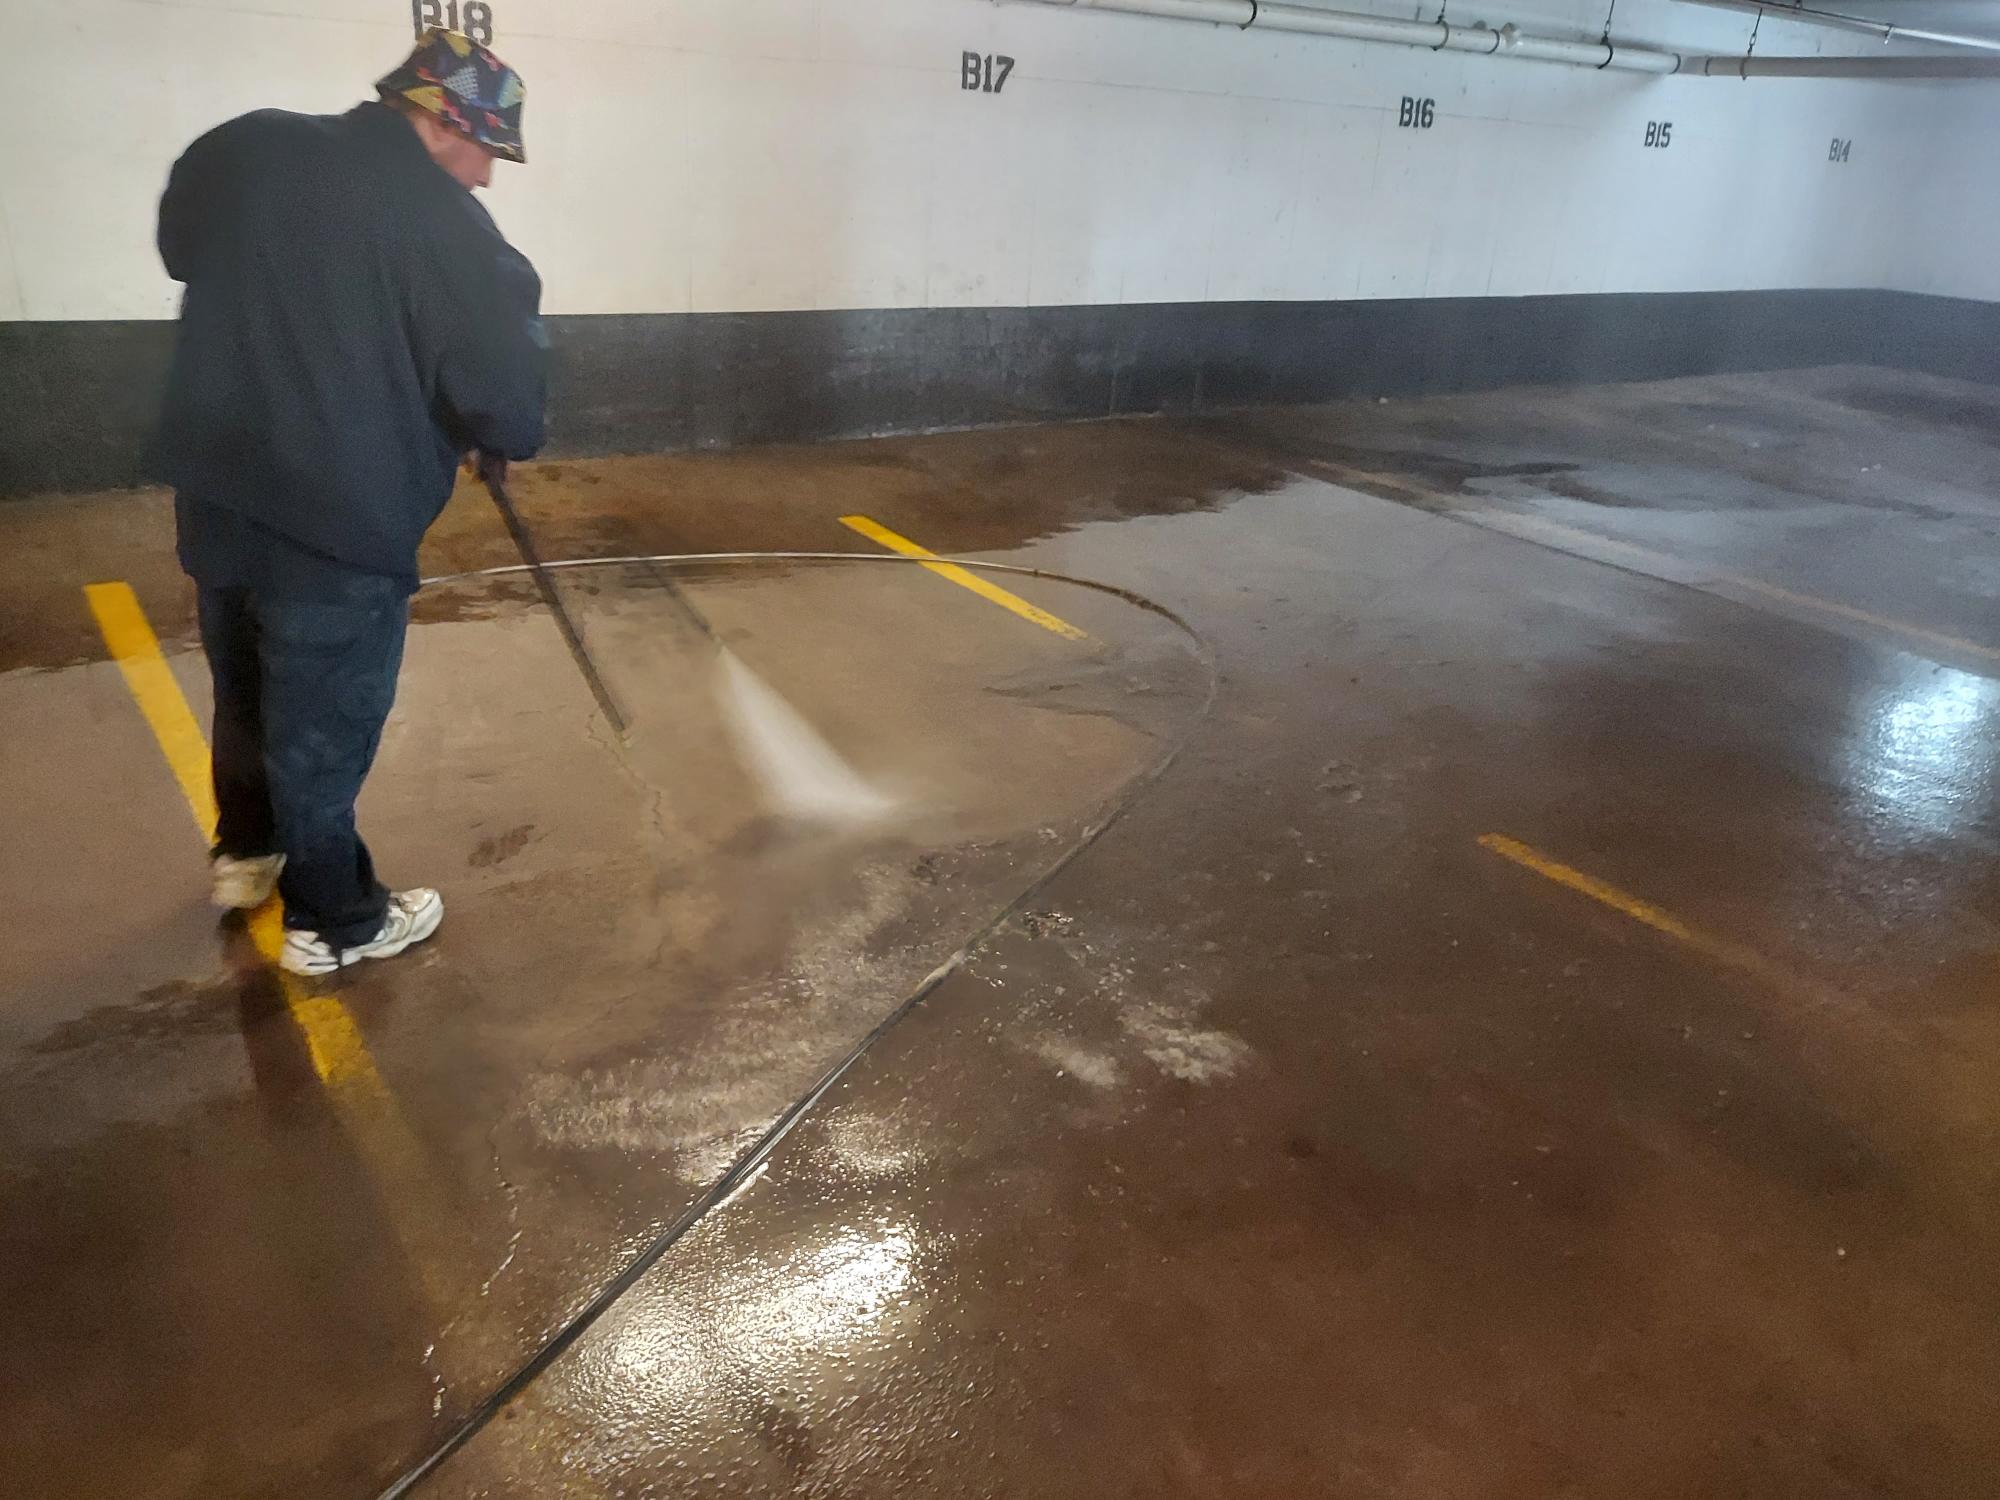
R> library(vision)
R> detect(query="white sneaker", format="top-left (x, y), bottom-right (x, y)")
top-left (280, 888), bottom-right (444, 976)
top-left (212, 853), bottom-right (286, 910)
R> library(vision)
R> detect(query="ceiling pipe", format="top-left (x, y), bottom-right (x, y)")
top-left (1675, 0), bottom-right (2000, 54)
top-left (1007, 0), bottom-right (2000, 77)
top-left (1683, 52), bottom-right (2000, 74)
top-left (1011, 0), bottom-right (1682, 73)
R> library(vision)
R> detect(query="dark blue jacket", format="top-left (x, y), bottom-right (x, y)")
top-left (150, 102), bottom-right (546, 581)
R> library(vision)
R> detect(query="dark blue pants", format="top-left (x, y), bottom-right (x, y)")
top-left (197, 583), bottom-right (408, 947)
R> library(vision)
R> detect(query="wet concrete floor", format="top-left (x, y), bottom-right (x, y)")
top-left (2, 364), bottom-right (1997, 1497)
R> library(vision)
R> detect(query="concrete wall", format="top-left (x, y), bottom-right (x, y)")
top-left (1, 0), bottom-right (1996, 494)
top-left (1896, 85), bottom-right (2000, 304)
top-left (0, 0), bottom-right (1960, 320)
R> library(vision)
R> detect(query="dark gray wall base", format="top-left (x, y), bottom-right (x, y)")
top-left (1, 320), bottom-right (180, 497)
top-left (5, 290), bottom-right (1999, 497)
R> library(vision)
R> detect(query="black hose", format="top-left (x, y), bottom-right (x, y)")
top-left (376, 550), bottom-right (1216, 1497)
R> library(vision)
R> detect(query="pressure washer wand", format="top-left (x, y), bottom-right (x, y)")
top-left (485, 469), bottom-right (884, 821)
top-left (482, 468), bottom-right (631, 740)
top-left (636, 555), bottom-right (725, 648)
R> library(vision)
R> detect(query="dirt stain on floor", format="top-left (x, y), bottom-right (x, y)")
top-left (1, 420), bottom-right (1291, 671)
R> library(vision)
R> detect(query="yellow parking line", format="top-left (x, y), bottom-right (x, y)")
top-left (85, 582), bottom-right (390, 1098)
top-left (1303, 460), bottom-right (2000, 668)
top-left (1714, 572), bottom-right (2000, 665)
top-left (85, 583), bottom-right (221, 836)
top-left (1479, 833), bottom-right (1828, 1007)
top-left (1478, 513), bottom-right (2000, 667)
top-left (839, 514), bottom-right (1088, 641)
top-left (1480, 834), bottom-right (1697, 942)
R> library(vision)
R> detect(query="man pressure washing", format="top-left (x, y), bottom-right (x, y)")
top-left (149, 30), bottom-right (545, 975)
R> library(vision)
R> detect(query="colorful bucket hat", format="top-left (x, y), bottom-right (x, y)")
top-left (377, 28), bottom-right (526, 164)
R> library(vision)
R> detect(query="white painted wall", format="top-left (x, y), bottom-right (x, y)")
top-left (0, 0), bottom-right (1986, 322)
top-left (1896, 85), bottom-right (2000, 302)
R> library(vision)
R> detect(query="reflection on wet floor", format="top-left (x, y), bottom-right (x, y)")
top-left (2, 550), bottom-right (1209, 1497)
top-left (3, 366), bottom-right (1999, 1498)
top-left (1852, 667), bottom-right (2000, 841)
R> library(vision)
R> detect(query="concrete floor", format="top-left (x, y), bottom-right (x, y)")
top-left (2, 365), bottom-right (1996, 1498)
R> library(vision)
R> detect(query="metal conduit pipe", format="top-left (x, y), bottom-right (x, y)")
top-left (1016, 0), bottom-right (1683, 73)
top-left (1011, 0), bottom-right (2000, 78)
top-left (1683, 52), bottom-right (2000, 75)
top-left (1674, 0), bottom-right (2000, 55)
